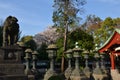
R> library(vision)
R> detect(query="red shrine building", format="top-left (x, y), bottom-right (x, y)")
top-left (98, 28), bottom-right (120, 80)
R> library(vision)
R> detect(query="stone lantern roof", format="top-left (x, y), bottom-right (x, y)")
top-left (47, 44), bottom-right (58, 50)
top-left (25, 48), bottom-right (32, 53)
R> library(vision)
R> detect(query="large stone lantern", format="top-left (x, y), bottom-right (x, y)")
top-left (24, 48), bottom-right (32, 75)
top-left (32, 51), bottom-right (38, 70)
top-left (94, 51), bottom-right (100, 70)
top-left (65, 49), bottom-right (73, 80)
top-left (83, 50), bottom-right (91, 78)
top-left (44, 44), bottom-right (58, 80)
top-left (93, 51), bottom-right (108, 80)
top-left (70, 42), bottom-right (87, 80)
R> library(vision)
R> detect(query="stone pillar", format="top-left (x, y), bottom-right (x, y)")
top-left (65, 49), bottom-right (73, 80)
top-left (44, 44), bottom-right (58, 80)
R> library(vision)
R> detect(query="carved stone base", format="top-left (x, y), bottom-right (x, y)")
top-left (0, 64), bottom-right (25, 75)
top-left (70, 68), bottom-right (88, 80)
top-left (65, 67), bottom-right (73, 80)
top-left (0, 45), bottom-right (27, 80)
top-left (83, 67), bottom-right (91, 78)
top-left (44, 69), bottom-right (57, 80)
top-left (0, 75), bottom-right (28, 80)
top-left (92, 74), bottom-right (108, 80)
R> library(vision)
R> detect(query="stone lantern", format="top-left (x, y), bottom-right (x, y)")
top-left (70, 42), bottom-right (87, 80)
top-left (24, 48), bottom-right (32, 75)
top-left (32, 51), bottom-right (38, 70)
top-left (93, 51), bottom-right (108, 80)
top-left (17, 41), bottom-right (27, 62)
top-left (83, 50), bottom-right (91, 78)
top-left (44, 44), bottom-right (58, 80)
top-left (65, 49), bottom-right (73, 80)
top-left (100, 53), bottom-right (107, 74)
top-left (94, 51), bottom-right (100, 70)
top-left (100, 53), bottom-right (105, 68)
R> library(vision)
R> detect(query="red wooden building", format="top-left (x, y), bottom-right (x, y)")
top-left (98, 28), bottom-right (120, 70)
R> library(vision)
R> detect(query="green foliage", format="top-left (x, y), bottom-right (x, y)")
top-left (37, 43), bottom-right (48, 60)
top-left (68, 28), bottom-right (94, 50)
top-left (56, 28), bottom-right (94, 58)
top-left (53, 0), bottom-right (86, 28)
top-left (20, 35), bottom-right (37, 50)
top-left (56, 36), bottom-right (64, 59)
top-left (113, 17), bottom-right (120, 28)
top-left (53, 0), bottom-right (86, 71)
top-left (94, 17), bottom-right (116, 46)
top-left (81, 15), bottom-right (102, 31)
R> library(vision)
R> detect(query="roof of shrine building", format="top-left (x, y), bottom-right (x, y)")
top-left (98, 28), bottom-right (120, 53)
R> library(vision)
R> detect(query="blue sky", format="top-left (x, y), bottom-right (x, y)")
top-left (0, 0), bottom-right (120, 36)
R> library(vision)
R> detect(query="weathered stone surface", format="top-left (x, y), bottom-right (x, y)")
top-left (111, 69), bottom-right (120, 80)
top-left (0, 45), bottom-right (27, 80)
top-left (70, 68), bottom-right (88, 80)
top-left (0, 45), bottom-right (22, 63)
top-left (0, 16), bottom-right (27, 80)
top-left (65, 67), bottom-right (73, 80)
top-left (92, 67), bottom-right (109, 80)
top-left (92, 74), bottom-right (108, 80)
top-left (0, 75), bottom-right (28, 80)
top-left (0, 64), bottom-right (25, 75)
top-left (2, 16), bottom-right (19, 47)
top-left (83, 67), bottom-right (91, 78)
top-left (44, 69), bottom-right (57, 80)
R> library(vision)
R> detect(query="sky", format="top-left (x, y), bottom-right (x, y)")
top-left (0, 0), bottom-right (120, 36)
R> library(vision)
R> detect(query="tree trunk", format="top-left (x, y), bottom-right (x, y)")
top-left (61, 20), bottom-right (68, 72)
top-left (61, 0), bottom-right (69, 73)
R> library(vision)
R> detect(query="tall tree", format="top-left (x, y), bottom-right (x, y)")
top-left (52, 0), bottom-right (86, 72)
top-left (81, 15), bottom-right (102, 35)
top-left (94, 17), bottom-right (116, 46)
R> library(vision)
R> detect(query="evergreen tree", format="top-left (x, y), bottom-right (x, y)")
top-left (52, 0), bottom-right (86, 72)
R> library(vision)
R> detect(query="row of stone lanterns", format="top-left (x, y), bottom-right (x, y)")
top-left (43, 42), bottom-right (88, 80)
top-left (24, 48), bottom-right (38, 75)
top-left (65, 42), bottom-right (89, 80)
top-left (22, 42), bottom-right (109, 80)
top-left (17, 41), bottom-right (39, 80)
top-left (92, 51), bottom-right (108, 80)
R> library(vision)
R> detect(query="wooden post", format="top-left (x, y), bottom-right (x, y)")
top-left (110, 53), bottom-right (115, 69)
